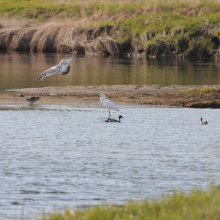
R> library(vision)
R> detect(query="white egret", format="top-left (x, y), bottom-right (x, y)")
top-left (105, 115), bottom-right (124, 123)
top-left (20, 94), bottom-right (39, 105)
top-left (199, 117), bottom-right (208, 125)
top-left (100, 93), bottom-right (119, 117)
top-left (35, 58), bottom-right (73, 80)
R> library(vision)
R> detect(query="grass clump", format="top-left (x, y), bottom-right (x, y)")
top-left (38, 185), bottom-right (220, 220)
top-left (179, 87), bottom-right (215, 95)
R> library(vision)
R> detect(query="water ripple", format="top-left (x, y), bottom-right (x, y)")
top-left (0, 105), bottom-right (220, 219)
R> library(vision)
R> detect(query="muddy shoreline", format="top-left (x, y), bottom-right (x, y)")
top-left (2, 85), bottom-right (220, 108)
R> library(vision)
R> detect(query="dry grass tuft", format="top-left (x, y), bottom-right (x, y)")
top-left (30, 24), bottom-right (61, 52)
top-left (96, 36), bottom-right (120, 55)
top-left (9, 28), bottom-right (37, 51)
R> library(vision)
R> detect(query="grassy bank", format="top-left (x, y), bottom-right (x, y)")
top-left (1, 0), bottom-right (220, 57)
top-left (37, 185), bottom-right (220, 220)
top-left (2, 0), bottom-right (220, 22)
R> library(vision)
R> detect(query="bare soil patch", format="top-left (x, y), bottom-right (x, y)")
top-left (2, 85), bottom-right (220, 108)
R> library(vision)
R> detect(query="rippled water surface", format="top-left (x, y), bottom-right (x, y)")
top-left (1, 52), bottom-right (220, 90)
top-left (1, 105), bottom-right (220, 219)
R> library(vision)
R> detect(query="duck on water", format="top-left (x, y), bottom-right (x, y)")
top-left (105, 115), bottom-right (124, 123)
top-left (200, 117), bottom-right (208, 125)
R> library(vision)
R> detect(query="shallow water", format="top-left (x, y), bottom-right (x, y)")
top-left (0, 104), bottom-right (220, 219)
top-left (1, 52), bottom-right (220, 90)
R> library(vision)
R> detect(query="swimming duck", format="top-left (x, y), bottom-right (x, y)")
top-left (20, 94), bottom-right (39, 105)
top-left (105, 115), bottom-right (124, 123)
top-left (200, 117), bottom-right (208, 125)
top-left (35, 58), bottom-right (73, 80)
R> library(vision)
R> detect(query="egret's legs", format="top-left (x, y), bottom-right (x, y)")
top-left (109, 110), bottom-right (111, 118)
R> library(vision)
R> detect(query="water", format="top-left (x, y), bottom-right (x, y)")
top-left (1, 52), bottom-right (220, 90)
top-left (1, 52), bottom-right (220, 218)
top-left (1, 104), bottom-right (220, 219)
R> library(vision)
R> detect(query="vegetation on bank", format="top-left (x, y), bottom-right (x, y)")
top-left (178, 87), bottom-right (215, 95)
top-left (1, 0), bottom-right (220, 57)
top-left (2, 0), bottom-right (220, 22)
top-left (4, 86), bottom-right (220, 108)
top-left (37, 185), bottom-right (220, 220)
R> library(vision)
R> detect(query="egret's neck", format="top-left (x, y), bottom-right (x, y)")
top-left (100, 97), bottom-right (105, 105)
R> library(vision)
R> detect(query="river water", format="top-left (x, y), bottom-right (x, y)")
top-left (0, 52), bottom-right (220, 90)
top-left (1, 105), bottom-right (220, 219)
top-left (1, 52), bottom-right (220, 219)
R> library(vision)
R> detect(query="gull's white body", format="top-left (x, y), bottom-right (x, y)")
top-left (35, 58), bottom-right (73, 80)
top-left (100, 93), bottom-right (119, 117)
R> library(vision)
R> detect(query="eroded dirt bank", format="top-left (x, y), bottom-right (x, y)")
top-left (0, 21), bottom-right (130, 55)
top-left (2, 1), bottom-right (220, 58)
top-left (0, 19), bottom-right (220, 58)
top-left (2, 85), bottom-right (220, 108)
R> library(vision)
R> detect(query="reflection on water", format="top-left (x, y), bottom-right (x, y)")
top-left (0, 105), bottom-right (220, 219)
top-left (0, 52), bottom-right (220, 90)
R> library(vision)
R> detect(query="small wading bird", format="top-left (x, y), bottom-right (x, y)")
top-left (20, 94), bottom-right (39, 105)
top-left (105, 115), bottom-right (124, 123)
top-left (35, 58), bottom-right (73, 81)
top-left (200, 117), bottom-right (208, 125)
top-left (100, 93), bottom-right (119, 117)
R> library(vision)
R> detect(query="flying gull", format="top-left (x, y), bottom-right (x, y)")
top-left (35, 58), bottom-right (73, 81)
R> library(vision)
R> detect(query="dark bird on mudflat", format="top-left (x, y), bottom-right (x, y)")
top-left (20, 94), bottom-right (39, 105)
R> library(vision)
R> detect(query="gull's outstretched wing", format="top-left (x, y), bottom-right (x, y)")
top-left (35, 66), bottom-right (61, 81)
top-left (58, 58), bottom-right (73, 67)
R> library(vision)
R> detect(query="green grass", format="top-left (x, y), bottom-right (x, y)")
top-left (1, 0), bottom-right (220, 22)
top-left (179, 87), bottom-right (215, 95)
top-left (37, 185), bottom-right (220, 220)
top-left (0, 1), bottom-right (141, 20)
top-left (1, 0), bottom-right (220, 56)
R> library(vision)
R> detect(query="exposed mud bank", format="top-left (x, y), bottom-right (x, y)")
top-left (1, 21), bottom-right (220, 58)
top-left (4, 85), bottom-right (220, 108)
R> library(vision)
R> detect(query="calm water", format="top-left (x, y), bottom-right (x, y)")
top-left (0, 105), bottom-right (220, 219)
top-left (1, 52), bottom-right (220, 219)
top-left (1, 52), bottom-right (220, 90)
